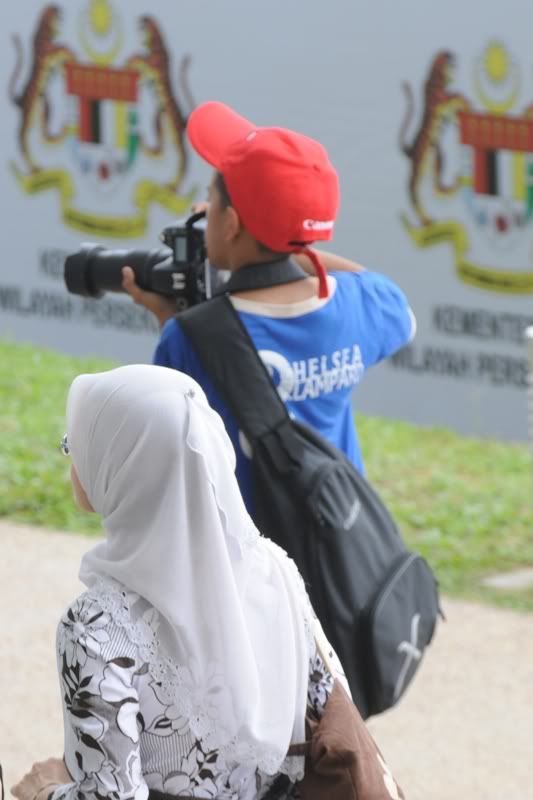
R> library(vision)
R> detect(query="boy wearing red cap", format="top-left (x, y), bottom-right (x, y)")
top-left (123, 102), bottom-right (416, 510)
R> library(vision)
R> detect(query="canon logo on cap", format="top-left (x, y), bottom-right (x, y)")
top-left (302, 219), bottom-right (335, 231)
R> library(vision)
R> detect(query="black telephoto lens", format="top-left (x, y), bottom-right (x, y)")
top-left (64, 244), bottom-right (172, 298)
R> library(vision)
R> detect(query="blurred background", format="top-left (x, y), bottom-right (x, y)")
top-left (2, 0), bottom-right (533, 437)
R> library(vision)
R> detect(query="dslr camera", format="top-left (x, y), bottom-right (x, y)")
top-left (64, 211), bottom-right (218, 312)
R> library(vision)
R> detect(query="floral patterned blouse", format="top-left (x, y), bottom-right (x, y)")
top-left (49, 580), bottom-right (336, 800)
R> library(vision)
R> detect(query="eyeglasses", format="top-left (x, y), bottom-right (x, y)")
top-left (60, 433), bottom-right (70, 456)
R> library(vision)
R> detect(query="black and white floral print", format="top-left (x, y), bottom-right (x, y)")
top-left (50, 584), bottom-right (335, 800)
top-left (58, 597), bottom-right (110, 668)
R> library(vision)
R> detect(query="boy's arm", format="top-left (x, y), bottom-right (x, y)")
top-left (356, 271), bottom-right (416, 365)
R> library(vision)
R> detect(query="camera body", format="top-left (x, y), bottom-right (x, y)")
top-left (64, 211), bottom-right (217, 312)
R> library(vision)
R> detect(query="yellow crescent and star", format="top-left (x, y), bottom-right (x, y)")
top-left (80, 0), bottom-right (122, 66)
top-left (475, 41), bottom-right (520, 115)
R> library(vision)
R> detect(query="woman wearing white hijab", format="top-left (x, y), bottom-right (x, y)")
top-left (12, 365), bottom-right (341, 800)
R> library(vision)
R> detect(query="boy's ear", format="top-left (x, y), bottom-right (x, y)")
top-left (224, 205), bottom-right (244, 242)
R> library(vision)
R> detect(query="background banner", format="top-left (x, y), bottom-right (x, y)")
top-left (2, 0), bottom-right (531, 440)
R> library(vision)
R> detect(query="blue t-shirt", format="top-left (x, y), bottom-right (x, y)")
top-left (154, 270), bottom-right (414, 511)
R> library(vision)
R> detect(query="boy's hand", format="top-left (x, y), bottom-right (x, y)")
top-left (122, 267), bottom-right (177, 328)
top-left (191, 201), bottom-right (209, 215)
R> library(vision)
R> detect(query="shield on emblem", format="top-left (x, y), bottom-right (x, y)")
top-left (66, 63), bottom-right (139, 193)
top-left (459, 111), bottom-right (533, 250)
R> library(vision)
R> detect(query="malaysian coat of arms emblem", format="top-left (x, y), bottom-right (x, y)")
top-left (8, 1), bottom-right (196, 238)
top-left (400, 43), bottom-right (533, 294)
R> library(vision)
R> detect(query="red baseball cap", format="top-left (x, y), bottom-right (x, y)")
top-left (187, 102), bottom-right (340, 297)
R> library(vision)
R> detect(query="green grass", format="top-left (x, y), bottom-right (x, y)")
top-left (0, 340), bottom-right (115, 535)
top-left (359, 417), bottom-right (533, 612)
top-left (1, 339), bottom-right (532, 611)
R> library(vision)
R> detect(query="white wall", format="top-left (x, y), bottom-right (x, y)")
top-left (2, 0), bottom-right (532, 439)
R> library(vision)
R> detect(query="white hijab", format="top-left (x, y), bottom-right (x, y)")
top-left (66, 364), bottom-right (313, 776)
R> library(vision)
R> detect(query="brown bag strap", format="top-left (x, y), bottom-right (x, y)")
top-left (287, 741), bottom-right (311, 757)
top-left (286, 634), bottom-right (332, 757)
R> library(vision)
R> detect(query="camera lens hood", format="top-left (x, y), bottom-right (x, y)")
top-left (64, 244), bottom-right (105, 298)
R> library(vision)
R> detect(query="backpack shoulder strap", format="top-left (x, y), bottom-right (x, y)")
top-left (178, 294), bottom-right (289, 441)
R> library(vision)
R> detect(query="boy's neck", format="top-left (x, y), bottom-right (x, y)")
top-left (232, 278), bottom-right (320, 305)
top-left (223, 244), bottom-right (323, 305)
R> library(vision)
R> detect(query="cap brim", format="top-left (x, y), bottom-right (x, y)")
top-left (187, 102), bottom-right (255, 169)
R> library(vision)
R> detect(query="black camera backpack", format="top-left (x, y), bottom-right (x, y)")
top-left (179, 289), bottom-right (441, 719)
